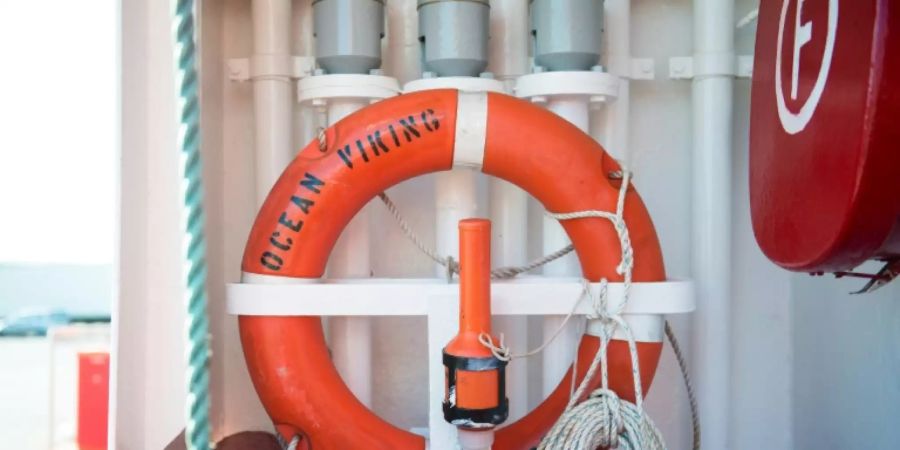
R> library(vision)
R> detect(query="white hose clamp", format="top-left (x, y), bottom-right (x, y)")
top-left (250, 54), bottom-right (293, 80)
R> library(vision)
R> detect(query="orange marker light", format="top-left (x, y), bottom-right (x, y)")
top-left (443, 219), bottom-right (508, 429)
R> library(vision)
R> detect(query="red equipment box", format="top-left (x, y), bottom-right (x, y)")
top-left (749, 0), bottom-right (900, 274)
top-left (77, 352), bottom-right (109, 450)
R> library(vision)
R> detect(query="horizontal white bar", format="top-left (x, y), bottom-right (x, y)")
top-left (226, 276), bottom-right (694, 316)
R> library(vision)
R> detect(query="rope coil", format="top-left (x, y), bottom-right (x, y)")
top-left (541, 388), bottom-right (666, 450)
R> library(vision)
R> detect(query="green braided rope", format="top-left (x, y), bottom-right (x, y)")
top-left (172, 0), bottom-right (211, 449)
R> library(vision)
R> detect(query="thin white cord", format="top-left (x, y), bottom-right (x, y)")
top-left (666, 321), bottom-right (701, 450)
top-left (478, 285), bottom-right (586, 362)
top-left (378, 192), bottom-right (574, 280)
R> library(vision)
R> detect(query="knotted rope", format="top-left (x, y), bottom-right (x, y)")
top-left (538, 171), bottom-right (666, 450)
top-left (475, 172), bottom-right (667, 449)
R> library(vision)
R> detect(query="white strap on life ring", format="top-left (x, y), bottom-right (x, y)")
top-left (452, 91), bottom-right (489, 169)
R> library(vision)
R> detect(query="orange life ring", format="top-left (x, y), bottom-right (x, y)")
top-left (239, 89), bottom-right (666, 450)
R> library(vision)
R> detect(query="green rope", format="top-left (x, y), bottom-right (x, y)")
top-left (172, 0), bottom-right (211, 449)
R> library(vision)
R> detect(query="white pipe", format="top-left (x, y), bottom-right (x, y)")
top-left (487, 0), bottom-right (529, 90)
top-left (325, 99), bottom-right (366, 127)
top-left (384, 0), bottom-right (421, 84)
top-left (457, 429), bottom-right (494, 450)
top-left (252, 0), bottom-right (293, 205)
top-left (542, 97), bottom-right (589, 396)
top-left (691, 0), bottom-right (735, 449)
top-left (487, 0), bottom-right (530, 422)
top-left (547, 97), bottom-right (591, 132)
top-left (435, 170), bottom-right (479, 278)
top-left (328, 316), bottom-right (372, 404)
top-left (489, 181), bottom-right (529, 420)
top-left (434, 167), bottom-right (479, 450)
top-left (598, 0), bottom-right (631, 164)
top-left (326, 98), bottom-right (374, 407)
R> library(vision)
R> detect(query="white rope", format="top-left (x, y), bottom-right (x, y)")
top-left (540, 171), bottom-right (667, 449)
top-left (377, 192), bottom-right (574, 280)
top-left (666, 321), bottom-right (701, 450)
top-left (474, 172), bottom-right (664, 449)
top-left (540, 388), bottom-right (666, 450)
top-left (478, 284), bottom-right (586, 362)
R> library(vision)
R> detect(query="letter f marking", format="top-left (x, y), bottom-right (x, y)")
top-left (792, 0), bottom-right (813, 100)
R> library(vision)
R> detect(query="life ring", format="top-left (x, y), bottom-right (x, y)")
top-left (239, 89), bottom-right (666, 450)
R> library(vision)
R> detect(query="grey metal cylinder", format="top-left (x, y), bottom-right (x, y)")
top-left (418, 0), bottom-right (490, 77)
top-left (531, 0), bottom-right (604, 71)
top-left (313, 0), bottom-right (385, 74)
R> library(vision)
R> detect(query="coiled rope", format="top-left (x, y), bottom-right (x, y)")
top-left (172, 0), bottom-right (211, 449)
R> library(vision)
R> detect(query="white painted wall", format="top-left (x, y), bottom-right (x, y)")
top-left (792, 273), bottom-right (900, 450)
top-left (114, 1), bottom-right (900, 449)
top-left (729, 5), bottom-right (794, 448)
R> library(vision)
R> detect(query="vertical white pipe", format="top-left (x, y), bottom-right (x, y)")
top-left (433, 162), bottom-right (480, 450)
top-left (252, 0), bottom-right (293, 205)
top-left (325, 99), bottom-right (366, 127)
top-left (326, 98), bottom-right (374, 407)
top-left (600, 0), bottom-right (631, 164)
top-left (547, 97), bottom-right (591, 132)
top-left (384, 0), bottom-right (421, 84)
top-left (487, 0), bottom-right (530, 422)
top-left (457, 429), bottom-right (494, 450)
top-left (691, 0), bottom-right (734, 449)
top-left (541, 97), bottom-right (589, 396)
top-left (487, 0), bottom-right (529, 90)
top-left (435, 171), bottom-right (479, 278)
top-left (489, 181), bottom-right (529, 420)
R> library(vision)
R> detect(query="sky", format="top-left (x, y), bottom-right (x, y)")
top-left (0, 0), bottom-right (117, 264)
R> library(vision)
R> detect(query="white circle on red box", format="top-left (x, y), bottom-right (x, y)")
top-left (774, 0), bottom-right (839, 134)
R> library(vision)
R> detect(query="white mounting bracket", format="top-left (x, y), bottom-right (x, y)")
top-left (668, 54), bottom-right (754, 80)
top-left (297, 73), bottom-right (401, 106)
top-left (515, 70), bottom-right (621, 108)
top-left (404, 75), bottom-right (506, 94)
top-left (227, 56), bottom-right (659, 85)
top-left (226, 276), bottom-right (694, 450)
top-left (226, 56), bottom-right (317, 82)
top-left (629, 58), bottom-right (656, 81)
